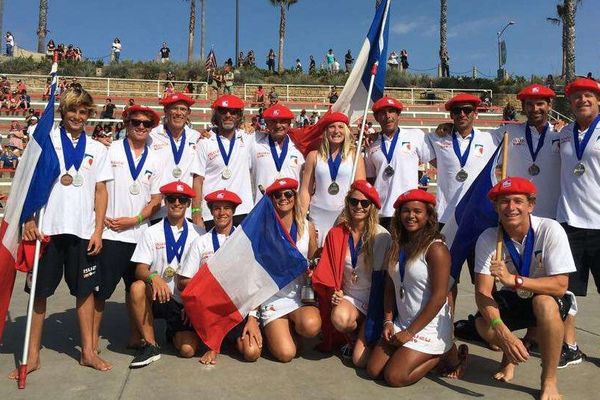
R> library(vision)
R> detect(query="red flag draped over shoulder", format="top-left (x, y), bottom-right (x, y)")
top-left (312, 224), bottom-right (348, 352)
top-left (288, 111), bottom-right (332, 158)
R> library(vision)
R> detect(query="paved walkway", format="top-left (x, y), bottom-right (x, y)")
top-left (1, 271), bottom-right (599, 400)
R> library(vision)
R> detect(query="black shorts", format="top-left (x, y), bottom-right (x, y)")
top-left (25, 234), bottom-right (98, 298)
top-left (490, 290), bottom-right (571, 331)
top-left (203, 214), bottom-right (247, 231)
top-left (94, 239), bottom-right (137, 300)
top-left (562, 223), bottom-right (600, 296)
top-left (152, 299), bottom-right (195, 334)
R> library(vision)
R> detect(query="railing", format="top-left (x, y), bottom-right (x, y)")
top-left (549, 109), bottom-right (573, 123)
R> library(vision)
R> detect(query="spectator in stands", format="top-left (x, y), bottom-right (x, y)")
top-left (101, 98), bottom-right (116, 120)
top-left (225, 58), bottom-right (233, 67)
top-left (27, 116), bottom-right (38, 136)
top-left (159, 42), bottom-right (171, 63)
top-left (124, 98), bottom-right (135, 112)
top-left (479, 91), bottom-right (492, 108)
top-left (75, 47), bottom-right (83, 61)
top-left (111, 38), bottom-right (121, 63)
top-left (332, 58), bottom-right (340, 73)
top-left (0, 91), bottom-right (8, 111)
top-left (183, 82), bottom-right (195, 94)
top-left (344, 50), bottom-right (354, 73)
top-left (163, 81), bottom-right (175, 98)
top-left (65, 44), bottom-right (76, 61)
top-left (0, 146), bottom-right (18, 169)
top-left (223, 65), bottom-right (235, 94)
top-left (207, 68), bottom-right (222, 100)
top-left (166, 70), bottom-right (175, 82)
top-left (25, 108), bottom-right (38, 127)
top-left (47, 39), bottom-right (55, 58)
top-left (418, 172), bottom-right (430, 191)
top-left (246, 49), bottom-right (256, 66)
top-left (92, 125), bottom-right (113, 148)
top-left (309, 111), bottom-right (319, 125)
top-left (5, 32), bottom-right (14, 56)
top-left (0, 75), bottom-right (10, 92)
top-left (268, 87), bottom-right (279, 106)
top-left (18, 90), bottom-right (31, 113)
top-left (545, 74), bottom-right (555, 91)
top-left (237, 51), bottom-right (245, 67)
top-left (16, 79), bottom-right (26, 94)
top-left (503, 102), bottom-right (517, 121)
top-left (8, 91), bottom-right (19, 114)
top-left (267, 49), bottom-right (276, 73)
top-left (325, 49), bottom-right (335, 73)
top-left (328, 87), bottom-right (339, 104)
top-left (8, 121), bottom-right (24, 150)
top-left (387, 50), bottom-right (399, 71)
top-left (68, 78), bottom-right (82, 91)
top-left (295, 58), bottom-right (303, 73)
top-left (254, 85), bottom-right (265, 107)
top-left (309, 55), bottom-right (316, 74)
top-left (295, 110), bottom-right (309, 128)
top-left (56, 43), bottom-right (65, 60)
top-left (114, 122), bottom-right (126, 140)
top-left (400, 49), bottom-right (409, 71)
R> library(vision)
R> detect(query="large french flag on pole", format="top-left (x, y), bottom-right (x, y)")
top-left (442, 138), bottom-right (504, 286)
top-left (181, 196), bottom-right (308, 351)
top-left (0, 63), bottom-right (60, 341)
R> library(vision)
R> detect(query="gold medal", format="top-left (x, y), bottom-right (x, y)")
top-left (60, 173), bottom-right (73, 186)
top-left (163, 266), bottom-right (176, 279)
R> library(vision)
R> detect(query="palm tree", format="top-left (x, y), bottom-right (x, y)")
top-left (187, 0), bottom-right (196, 63)
top-left (200, 0), bottom-right (205, 61)
top-left (269, 0), bottom-right (298, 74)
top-left (37, 0), bottom-right (48, 54)
top-left (439, 0), bottom-right (448, 77)
top-left (547, 1), bottom-right (580, 82)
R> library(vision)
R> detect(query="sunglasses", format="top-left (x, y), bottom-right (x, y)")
top-left (348, 197), bottom-right (372, 208)
top-left (450, 106), bottom-right (475, 115)
top-left (129, 119), bottom-right (154, 128)
top-left (217, 108), bottom-right (240, 115)
top-left (272, 190), bottom-right (295, 200)
top-left (165, 195), bottom-right (191, 204)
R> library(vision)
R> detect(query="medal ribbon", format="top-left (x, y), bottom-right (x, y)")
top-left (268, 135), bottom-right (289, 172)
top-left (289, 221), bottom-right (298, 244)
top-left (573, 114), bottom-right (600, 161)
top-left (525, 123), bottom-right (548, 163)
top-left (166, 126), bottom-right (186, 166)
top-left (380, 129), bottom-right (399, 164)
top-left (348, 234), bottom-right (363, 270)
top-left (60, 127), bottom-right (86, 172)
top-left (215, 131), bottom-right (236, 167)
top-left (211, 226), bottom-right (235, 252)
top-left (327, 150), bottom-right (342, 182)
top-left (163, 219), bottom-right (189, 264)
top-left (123, 138), bottom-right (148, 182)
top-left (502, 224), bottom-right (535, 277)
top-left (451, 129), bottom-right (475, 168)
top-left (398, 249), bottom-right (407, 283)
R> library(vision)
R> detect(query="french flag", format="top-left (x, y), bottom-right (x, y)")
top-left (0, 63), bottom-right (60, 341)
top-left (181, 196), bottom-right (308, 351)
top-left (441, 138), bottom-right (504, 286)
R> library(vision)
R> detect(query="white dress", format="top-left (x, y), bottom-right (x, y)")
top-left (388, 240), bottom-right (453, 355)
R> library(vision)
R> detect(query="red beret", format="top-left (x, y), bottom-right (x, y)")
top-left (263, 104), bottom-right (294, 120)
top-left (393, 189), bottom-right (436, 209)
top-left (350, 180), bottom-right (381, 209)
top-left (122, 105), bottom-right (161, 127)
top-left (159, 92), bottom-right (195, 107)
top-left (517, 84), bottom-right (556, 101)
top-left (565, 78), bottom-right (600, 97)
top-left (320, 111), bottom-right (349, 127)
top-left (160, 180), bottom-right (196, 198)
top-left (212, 94), bottom-right (244, 110)
top-left (488, 177), bottom-right (537, 201)
top-left (204, 189), bottom-right (242, 206)
top-left (265, 178), bottom-right (299, 195)
top-left (372, 96), bottom-right (403, 113)
top-left (445, 93), bottom-right (481, 111)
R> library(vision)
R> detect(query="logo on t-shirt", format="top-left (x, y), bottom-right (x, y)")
top-left (512, 137), bottom-right (526, 146)
top-left (401, 142), bottom-right (412, 152)
top-left (474, 144), bottom-right (484, 156)
top-left (83, 153), bottom-right (94, 168)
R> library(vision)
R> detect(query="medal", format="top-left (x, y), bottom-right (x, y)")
top-left (351, 271), bottom-right (358, 284)
top-left (328, 182), bottom-right (339, 195)
top-left (383, 165), bottom-right (395, 177)
top-left (166, 126), bottom-right (186, 179)
top-left (60, 173), bottom-right (73, 186)
top-left (129, 182), bottom-right (141, 195)
top-left (399, 285), bottom-right (405, 300)
top-left (517, 289), bottom-right (534, 299)
top-left (172, 166), bottom-right (182, 178)
top-left (380, 130), bottom-right (399, 177)
top-left (528, 163), bottom-right (540, 176)
top-left (222, 167), bottom-right (232, 180)
top-left (268, 135), bottom-right (290, 176)
top-left (573, 162), bottom-right (585, 176)
top-left (398, 249), bottom-right (407, 302)
top-left (72, 173), bottom-right (84, 187)
top-left (216, 130), bottom-right (236, 180)
top-left (455, 169), bottom-right (468, 182)
top-left (503, 224), bottom-right (535, 294)
top-left (163, 266), bottom-right (176, 279)
top-left (163, 219), bottom-right (189, 278)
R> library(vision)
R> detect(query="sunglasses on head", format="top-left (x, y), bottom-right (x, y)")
top-left (129, 119), bottom-right (154, 128)
top-left (165, 195), bottom-right (191, 204)
top-left (450, 106), bottom-right (475, 115)
top-left (348, 197), bottom-right (372, 208)
top-left (272, 190), bottom-right (295, 200)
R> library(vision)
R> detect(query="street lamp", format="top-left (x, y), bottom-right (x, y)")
top-left (497, 20), bottom-right (515, 80)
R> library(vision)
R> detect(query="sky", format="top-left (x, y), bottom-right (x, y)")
top-left (5, 0), bottom-right (600, 79)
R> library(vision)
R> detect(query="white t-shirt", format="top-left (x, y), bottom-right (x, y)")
top-left (475, 216), bottom-right (576, 291)
top-left (310, 154), bottom-right (354, 212)
top-left (131, 219), bottom-right (205, 303)
top-left (178, 227), bottom-right (234, 278)
top-left (196, 129), bottom-right (253, 220)
top-left (557, 119), bottom-right (600, 228)
top-left (491, 123), bottom-right (561, 219)
top-left (42, 127), bottom-right (113, 239)
top-left (103, 139), bottom-right (162, 243)
top-left (112, 42), bottom-right (121, 53)
top-left (249, 132), bottom-right (305, 203)
top-left (366, 129), bottom-right (431, 217)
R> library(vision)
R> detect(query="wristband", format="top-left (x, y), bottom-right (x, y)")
top-left (137, 214), bottom-right (143, 224)
top-left (145, 272), bottom-right (158, 284)
top-left (490, 317), bottom-right (503, 329)
top-left (383, 320), bottom-right (394, 327)
top-left (191, 207), bottom-right (202, 214)
top-left (248, 310), bottom-right (259, 320)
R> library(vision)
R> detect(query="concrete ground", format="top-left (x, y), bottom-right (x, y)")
top-left (1, 270), bottom-right (599, 400)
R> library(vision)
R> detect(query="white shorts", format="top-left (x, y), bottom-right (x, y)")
top-left (393, 321), bottom-right (453, 355)
top-left (260, 296), bottom-right (302, 326)
top-left (343, 294), bottom-right (368, 316)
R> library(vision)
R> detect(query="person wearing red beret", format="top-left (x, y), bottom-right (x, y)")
top-left (473, 177), bottom-right (576, 400)
top-left (312, 180), bottom-right (391, 366)
top-left (177, 189), bottom-right (262, 365)
top-left (556, 77), bottom-right (600, 368)
top-left (149, 92), bottom-right (202, 224)
top-left (127, 181), bottom-right (206, 368)
top-left (259, 178), bottom-right (321, 362)
top-left (367, 189), bottom-right (468, 386)
top-left (366, 96), bottom-right (432, 231)
top-left (249, 104), bottom-right (305, 204)
top-left (195, 95), bottom-right (253, 230)
top-left (299, 112), bottom-right (366, 245)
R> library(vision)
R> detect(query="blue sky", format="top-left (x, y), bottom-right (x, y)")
top-left (6, 0), bottom-right (600, 78)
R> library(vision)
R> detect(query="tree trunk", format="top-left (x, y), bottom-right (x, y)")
top-left (200, 0), bottom-right (205, 61)
top-left (277, 4), bottom-right (285, 74)
top-left (439, 0), bottom-right (447, 73)
top-left (37, 0), bottom-right (48, 54)
top-left (564, 0), bottom-right (576, 82)
top-left (561, 22), bottom-right (567, 78)
top-left (187, 0), bottom-right (196, 64)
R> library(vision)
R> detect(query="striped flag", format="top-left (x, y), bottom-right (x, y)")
top-left (0, 63), bottom-right (60, 341)
top-left (205, 49), bottom-right (217, 70)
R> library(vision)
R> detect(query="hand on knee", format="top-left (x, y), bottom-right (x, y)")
top-left (242, 346), bottom-right (261, 362)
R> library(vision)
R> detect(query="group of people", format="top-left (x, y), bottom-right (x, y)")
top-left (7, 76), bottom-right (600, 400)
top-left (46, 40), bottom-right (83, 62)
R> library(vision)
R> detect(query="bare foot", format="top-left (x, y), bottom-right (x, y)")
top-left (199, 350), bottom-right (217, 365)
top-left (540, 380), bottom-right (562, 400)
top-left (8, 360), bottom-right (41, 380)
top-left (444, 344), bottom-right (469, 379)
top-left (493, 361), bottom-right (515, 382)
top-left (80, 353), bottom-right (112, 371)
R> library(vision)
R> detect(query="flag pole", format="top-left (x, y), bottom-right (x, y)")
top-left (494, 131), bottom-right (509, 277)
top-left (350, 61), bottom-right (379, 182)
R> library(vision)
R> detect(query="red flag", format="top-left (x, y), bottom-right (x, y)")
top-left (288, 111), bottom-right (333, 158)
top-left (0, 221), bottom-right (17, 342)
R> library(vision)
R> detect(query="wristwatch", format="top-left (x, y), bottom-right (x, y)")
top-left (514, 275), bottom-right (524, 289)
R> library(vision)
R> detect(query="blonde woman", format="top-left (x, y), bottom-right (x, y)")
top-left (299, 112), bottom-right (366, 245)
